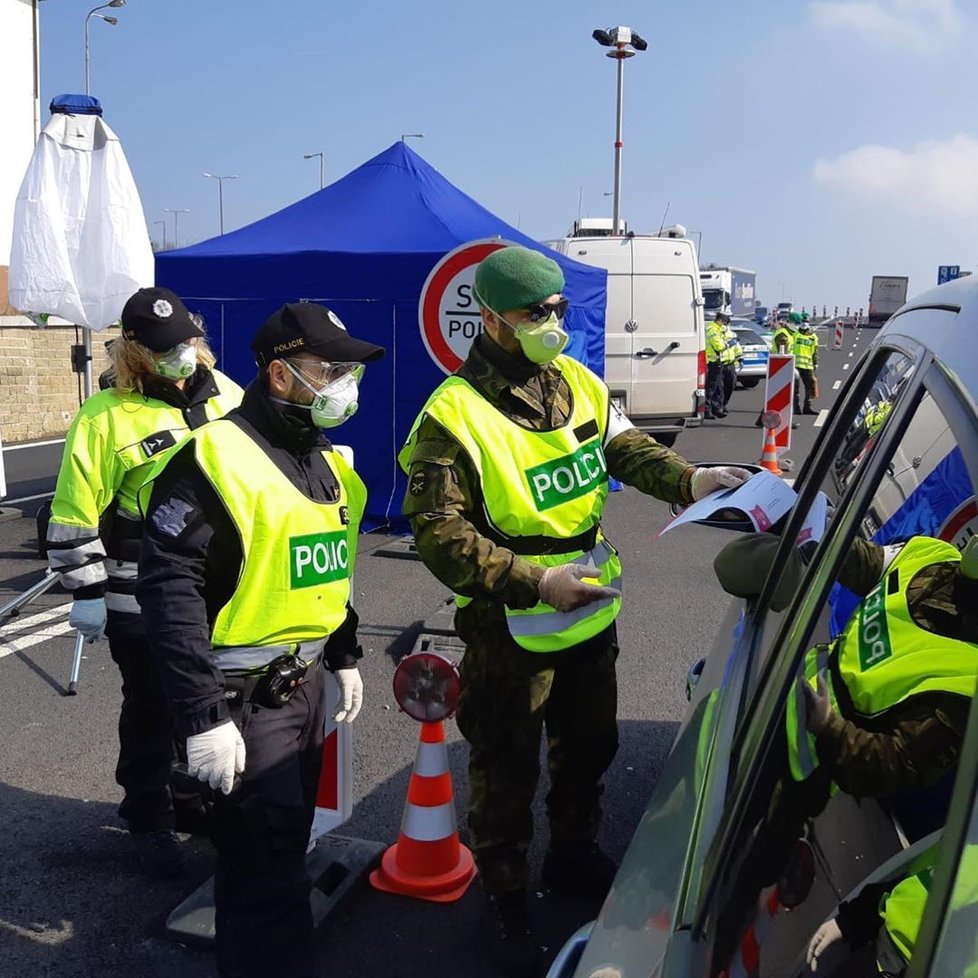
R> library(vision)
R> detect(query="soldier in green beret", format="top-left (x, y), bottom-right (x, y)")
top-left (399, 245), bottom-right (750, 975)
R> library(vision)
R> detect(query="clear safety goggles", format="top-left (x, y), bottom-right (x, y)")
top-left (285, 358), bottom-right (365, 388)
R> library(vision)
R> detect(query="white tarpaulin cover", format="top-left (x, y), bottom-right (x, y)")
top-left (9, 109), bottom-right (153, 330)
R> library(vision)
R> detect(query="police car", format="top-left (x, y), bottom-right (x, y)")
top-left (547, 276), bottom-right (978, 977)
top-left (731, 320), bottom-right (771, 389)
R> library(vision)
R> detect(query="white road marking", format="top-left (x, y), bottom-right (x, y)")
top-left (848, 352), bottom-right (854, 357)
top-left (0, 917), bottom-right (74, 945)
top-left (0, 602), bottom-right (74, 659)
top-left (0, 620), bottom-right (76, 658)
top-left (833, 380), bottom-right (842, 390)
top-left (843, 363), bottom-right (850, 370)
top-left (814, 409), bottom-right (829, 427)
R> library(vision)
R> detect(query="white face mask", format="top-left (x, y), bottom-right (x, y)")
top-left (154, 342), bottom-right (198, 380)
top-left (279, 361), bottom-right (362, 428)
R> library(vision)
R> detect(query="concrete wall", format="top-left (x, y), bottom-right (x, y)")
top-left (0, 319), bottom-right (116, 444)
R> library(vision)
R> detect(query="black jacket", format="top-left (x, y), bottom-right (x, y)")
top-left (136, 380), bottom-right (362, 738)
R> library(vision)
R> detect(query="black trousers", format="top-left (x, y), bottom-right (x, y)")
top-left (706, 363), bottom-right (725, 415)
top-left (212, 660), bottom-right (326, 978)
top-left (721, 364), bottom-right (737, 408)
top-left (106, 609), bottom-right (181, 831)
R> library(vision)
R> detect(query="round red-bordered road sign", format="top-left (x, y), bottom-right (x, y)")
top-left (418, 238), bottom-right (512, 374)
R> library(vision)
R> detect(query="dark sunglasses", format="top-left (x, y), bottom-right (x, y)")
top-left (524, 298), bottom-right (569, 323)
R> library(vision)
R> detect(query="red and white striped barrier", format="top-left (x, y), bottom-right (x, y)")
top-left (763, 353), bottom-right (794, 451)
top-left (832, 320), bottom-right (843, 350)
top-left (722, 886), bottom-right (781, 978)
top-left (310, 671), bottom-right (354, 844)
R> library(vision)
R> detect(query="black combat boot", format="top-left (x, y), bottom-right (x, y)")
top-left (542, 840), bottom-right (618, 900)
top-left (483, 889), bottom-right (542, 978)
top-left (130, 829), bottom-right (189, 878)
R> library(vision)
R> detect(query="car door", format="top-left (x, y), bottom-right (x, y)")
top-left (629, 240), bottom-right (702, 422)
top-left (679, 311), bottom-right (978, 977)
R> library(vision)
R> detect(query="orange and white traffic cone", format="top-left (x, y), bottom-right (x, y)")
top-left (369, 720), bottom-right (476, 903)
top-left (759, 426), bottom-right (783, 476)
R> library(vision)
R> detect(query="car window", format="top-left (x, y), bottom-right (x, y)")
top-left (743, 350), bottom-right (917, 703)
top-left (694, 338), bottom-right (978, 975)
top-left (734, 327), bottom-right (765, 346)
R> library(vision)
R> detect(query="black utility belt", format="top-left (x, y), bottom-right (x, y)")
top-left (225, 652), bottom-right (319, 710)
top-left (492, 525), bottom-right (600, 556)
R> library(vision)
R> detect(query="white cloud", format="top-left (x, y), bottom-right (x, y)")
top-left (808, 0), bottom-right (961, 48)
top-left (813, 134), bottom-right (978, 217)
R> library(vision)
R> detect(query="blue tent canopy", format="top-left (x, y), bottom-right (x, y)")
top-left (156, 142), bottom-right (607, 529)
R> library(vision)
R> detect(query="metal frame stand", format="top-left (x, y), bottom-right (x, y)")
top-left (0, 570), bottom-right (87, 695)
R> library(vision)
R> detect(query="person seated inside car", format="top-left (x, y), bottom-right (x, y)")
top-left (712, 530), bottom-right (978, 967)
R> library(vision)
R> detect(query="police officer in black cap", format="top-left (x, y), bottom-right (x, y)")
top-left (47, 286), bottom-right (243, 876)
top-left (137, 302), bottom-right (383, 978)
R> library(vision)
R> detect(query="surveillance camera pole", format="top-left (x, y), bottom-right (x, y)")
top-left (610, 44), bottom-right (632, 236)
top-left (594, 26), bottom-right (645, 237)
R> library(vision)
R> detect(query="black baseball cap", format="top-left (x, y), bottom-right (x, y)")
top-left (252, 303), bottom-right (385, 367)
top-left (120, 287), bottom-right (205, 352)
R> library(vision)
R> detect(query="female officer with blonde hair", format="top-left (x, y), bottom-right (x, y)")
top-left (47, 286), bottom-right (242, 876)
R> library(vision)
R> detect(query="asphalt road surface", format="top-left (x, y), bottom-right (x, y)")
top-left (0, 329), bottom-right (866, 978)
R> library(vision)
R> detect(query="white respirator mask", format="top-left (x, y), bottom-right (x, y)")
top-left (278, 361), bottom-right (364, 429)
top-left (154, 342), bottom-right (198, 381)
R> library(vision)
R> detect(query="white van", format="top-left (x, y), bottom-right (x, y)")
top-left (547, 222), bottom-right (705, 446)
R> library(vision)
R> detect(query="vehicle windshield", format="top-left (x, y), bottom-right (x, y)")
top-left (703, 289), bottom-right (724, 311)
top-left (733, 327), bottom-right (765, 346)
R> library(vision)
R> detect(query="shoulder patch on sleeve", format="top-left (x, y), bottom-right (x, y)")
top-left (410, 438), bottom-right (461, 467)
top-left (151, 497), bottom-right (199, 538)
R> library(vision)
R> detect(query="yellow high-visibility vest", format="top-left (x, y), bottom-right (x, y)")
top-left (400, 354), bottom-right (621, 652)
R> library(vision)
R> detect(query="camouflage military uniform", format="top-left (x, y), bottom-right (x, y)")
top-left (402, 334), bottom-right (695, 894)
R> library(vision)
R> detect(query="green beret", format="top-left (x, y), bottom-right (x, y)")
top-left (474, 246), bottom-right (565, 313)
top-left (789, 311), bottom-right (804, 325)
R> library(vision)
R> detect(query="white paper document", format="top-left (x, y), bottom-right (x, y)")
top-left (660, 470), bottom-right (798, 535)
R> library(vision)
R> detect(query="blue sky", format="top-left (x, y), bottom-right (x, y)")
top-left (37, 0), bottom-right (977, 311)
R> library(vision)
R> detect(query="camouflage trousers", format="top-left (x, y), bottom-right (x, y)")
top-left (454, 599), bottom-right (619, 894)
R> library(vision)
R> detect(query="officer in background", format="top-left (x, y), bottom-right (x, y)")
top-left (46, 286), bottom-right (242, 875)
top-left (713, 531), bottom-right (978, 967)
top-left (136, 303), bottom-right (383, 978)
top-left (719, 311), bottom-right (742, 415)
top-left (755, 311), bottom-right (801, 428)
top-left (705, 312), bottom-right (730, 419)
top-left (793, 317), bottom-right (820, 415)
top-left (400, 246), bottom-right (750, 976)
top-left (772, 312), bottom-right (797, 354)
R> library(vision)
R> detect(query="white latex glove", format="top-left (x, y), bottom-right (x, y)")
top-left (690, 466), bottom-right (754, 501)
top-left (806, 918), bottom-right (843, 971)
top-left (68, 597), bottom-right (107, 642)
top-left (186, 720), bottom-right (246, 795)
top-left (539, 564), bottom-right (620, 613)
top-left (801, 672), bottom-right (834, 734)
top-left (334, 667), bottom-right (364, 723)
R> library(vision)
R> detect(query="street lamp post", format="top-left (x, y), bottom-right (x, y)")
top-left (153, 220), bottom-right (167, 251)
top-left (79, 0), bottom-right (125, 401)
top-left (203, 173), bottom-right (237, 235)
top-left (592, 26), bottom-right (647, 236)
top-left (303, 152), bottom-right (324, 190)
top-left (163, 207), bottom-right (189, 248)
top-left (84, 0), bottom-right (125, 95)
